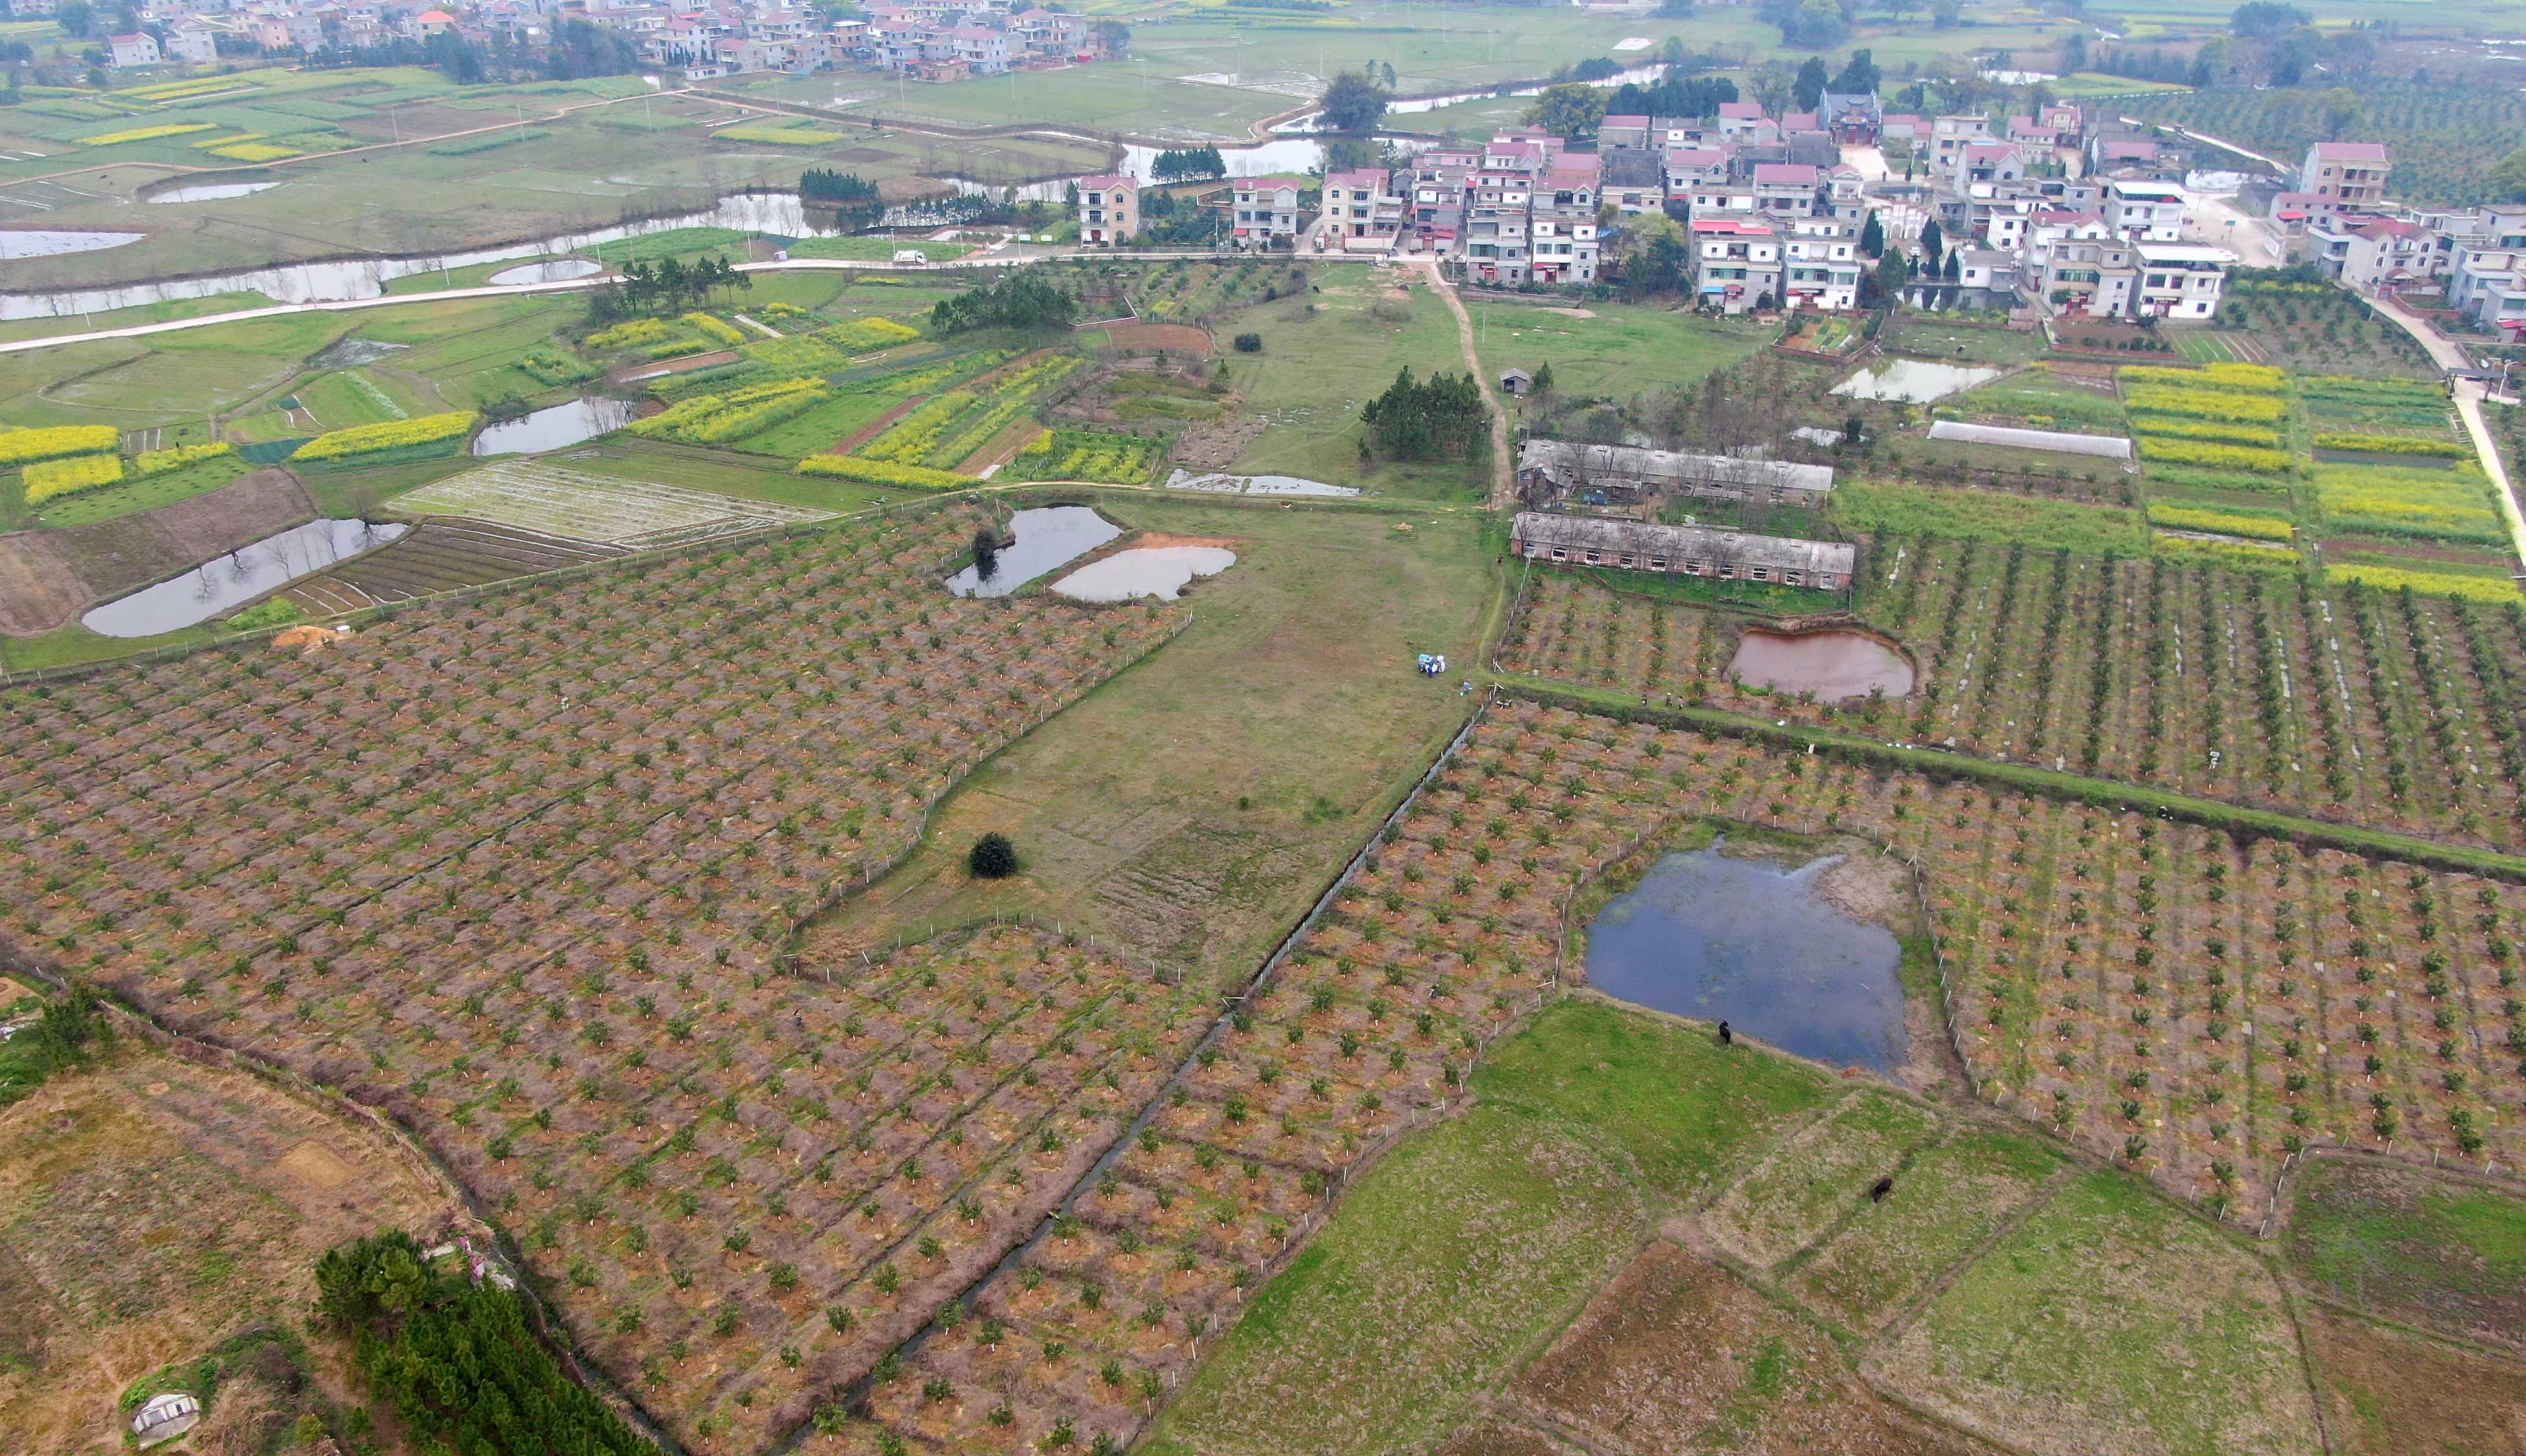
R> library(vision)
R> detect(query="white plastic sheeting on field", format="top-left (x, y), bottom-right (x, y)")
top-left (1928, 421), bottom-right (2134, 459)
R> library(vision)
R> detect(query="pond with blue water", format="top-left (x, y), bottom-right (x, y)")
top-left (1583, 839), bottom-right (1911, 1077)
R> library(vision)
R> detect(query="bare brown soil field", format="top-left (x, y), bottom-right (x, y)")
top-left (0, 467), bottom-right (314, 635)
top-left (0, 1043), bottom-right (458, 1455)
top-left (1431, 1418), bottom-right (1584, 1456)
top-left (1101, 323), bottom-right (1213, 357)
top-left (1516, 1242), bottom-right (1985, 1456)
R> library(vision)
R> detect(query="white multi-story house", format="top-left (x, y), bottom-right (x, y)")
top-left (1232, 177), bottom-right (1307, 249)
top-left (2133, 243), bottom-right (2233, 318)
top-left (2103, 179), bottom-right (2185, 243)
top-left (2450, 245), bottom-right (2526, 334)
top-left (107, 30), bottom-right (163, 65)
top-left (1076, 174), bottom-right (1136, 246)
top-left (2019, 208), bottom-right (2111, 269)
top-left (2314, 217), bottom-right (2437, 291)
top-left (2032, 239), bottom-right (2138, 318)
top-left (1690, 216), bottom-right (1782, 314)
top-left (163, 22), bottom-right (219, 60)
top-left (2301, 142), bottom-right (2391, 210)
top-left (1780, 218), bottom-right (1861, 311)
top-left (1930, 113), bottom-right (1993, 177)
top-left (1322, 167), bottom-right (1395, 244)
top-left (945, 24), bottom-right (1006, 74)
top-left (1749, 162), bottom-right (1821, 217)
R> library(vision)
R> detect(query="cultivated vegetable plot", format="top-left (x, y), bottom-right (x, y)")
top-left (393, 461), bottom-right (835, 546)
top-left (1501, 553), bottom-right (2526, 850)
top-left (0, 508), bottom-right (1192, 1456)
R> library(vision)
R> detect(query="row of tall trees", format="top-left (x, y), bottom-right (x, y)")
top-left (307, 19), bottom-right (636, 82)
top-left (801, 168), bottom-right (886, 228)
top-left (583, 254), bottom-right (749, 325)
top-left (929, 268), bottom-right (1075, 334)
top-left (1149, 146), bottom-right (1228, 182)
top-left (316, 1231), bottom-right (660, 1456)
top-left (1360, 368), bottom-right (1487, 462)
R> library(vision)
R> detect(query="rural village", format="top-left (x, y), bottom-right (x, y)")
top-left (3, 0), bottom-right (2526, 1453)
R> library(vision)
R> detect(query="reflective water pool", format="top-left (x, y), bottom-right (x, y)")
top-left (472, 397), bottom-right (635, 455)
top-left (82, 520), bottom-right (406, 636)
top-left (1050, 546), bottom-right (1235, 602)
top-left (947, 506), bottom-right (1120, 597)
top-left (1585, 843), bottom-right (1909, 1076)
top-left (1830, 359), bottom-right (2002, 404)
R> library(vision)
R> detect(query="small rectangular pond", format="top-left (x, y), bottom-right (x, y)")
top-left (1832, 358), bottom-right (2002, 404)
top-left (471, 397), bottom-right (635, 456)
top-left (1584, 841), bottom-right (1909, 1077)
top-left (81, 519), bottom-right (406, 637)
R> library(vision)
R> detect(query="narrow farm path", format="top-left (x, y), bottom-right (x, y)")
top-left (1410, 256), bottom-right (1516, 508)
top-left (2364, 291), bottom-right (2526, 573)
top-left (2453, 380), bottom-right (2526, 578)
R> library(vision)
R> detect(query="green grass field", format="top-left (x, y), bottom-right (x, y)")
top-left (821, 493), bottom-right (1499, 985)
top-left (1140, 1103), bottom-right (1642, 1456)
top-left (5, 452), bottom-right (253, 534)
top-left (2285, 1157), bottom-right (2526, 1349)
top-left (1212, 268), bottom-right (1488, 500)
top-left (1791, 1127), bottom-right (2066, 1332)
top-left (1472, 299), bottom-right (1766, 404)
top-left (1876, 1169), bottom-right (2323, 1455)
top-left (1152, 987), bottom-right (2348, 1456)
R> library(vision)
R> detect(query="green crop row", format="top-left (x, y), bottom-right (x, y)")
top-left (2122, 385), bottom-right (2289, 423)
top-left (2312, 431), bottom-right (2471, 459)
top-left (2136, 436), bottom-right (2296, 474)
top-left (793, 454), bottom-right (971, 489)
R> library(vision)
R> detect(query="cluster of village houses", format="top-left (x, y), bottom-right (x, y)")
top-left (71, 0), bottom-right (2516, 334)
top-left (45, 0), bottom-right (1111, 81)
top-left (1070, 98), bottom-right (2449, 327)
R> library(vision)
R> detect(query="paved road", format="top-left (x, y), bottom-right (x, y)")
top-left (2181, 191), bottom-right (2282, 267)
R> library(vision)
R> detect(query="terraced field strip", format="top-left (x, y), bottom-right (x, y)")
top-left (392, 459), bottom-right (834, 544)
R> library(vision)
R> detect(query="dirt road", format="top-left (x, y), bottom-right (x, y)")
top-left (1406, 256), bottom-right (1514, 507)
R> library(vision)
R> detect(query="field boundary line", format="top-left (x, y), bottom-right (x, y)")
top-left (1483, 679), bottom-right (2526, 881)
top-left (1868, 1160), bottom-right (2078, 1348)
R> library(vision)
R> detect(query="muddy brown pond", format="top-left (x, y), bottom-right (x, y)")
top-left (1729, 628), bottom-right (1914, 702)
